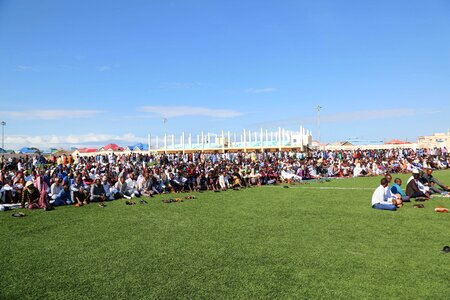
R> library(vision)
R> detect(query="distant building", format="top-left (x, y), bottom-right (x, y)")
top-left (418, 131), bottom-right (450, 149)
top-left (18, 147), bottom-right (40, 154)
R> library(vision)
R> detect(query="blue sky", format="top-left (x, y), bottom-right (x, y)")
top-left (1, 0), bottom-right (450, 149)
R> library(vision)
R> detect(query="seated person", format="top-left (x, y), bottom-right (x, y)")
top-left (101, 176), bottom-right (114, 200)
top-left (219, 171), bottom-right (230, 190)
top-left (371, 178), bottom-right (402, 211)
top-left (406, 169), bottom-right (430, 199)
top-left (0, 179), bottom-right (15, 204)
top-left (21, 181), bottom-right (41, 209)
top-left (196, 172), bottom-right (208, 191)
top-left (49, 178), bottom-right (63, 201)
top-left (71, 176), bottom-right (89, 206)
top-left (114, 175), bottom-right (131, 199)
top-left (137, 173), bottom-right (153, 197)
top-left (52, 184), bottom-right (72, 206)
top-left (390, 178), bottom-right (410, 202)
top-left (420, 168), bottom-right (450, 194)
top-left (90, 175), bottom-right (106, 203)
top-left (125, 173), bottom-right (140, 197)
top-left (34, 175), bottom-right (51, 210)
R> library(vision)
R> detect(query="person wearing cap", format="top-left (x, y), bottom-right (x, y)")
top-left (371, 178), bottom-right (402, 211)
top-left (406, 169), bottom-right (430, 199)
top-left (90, 175), bottom-right (106, 203)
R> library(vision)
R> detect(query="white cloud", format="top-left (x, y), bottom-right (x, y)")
top-left (159, 82), bottom-right (201, 89)
top-left (245, 87), bottom-right (276, 94)
top-left (4, 133), bottom-right (146, 150)
top-left (16, 65), bottom-right (33, 71)
top-left (98, 65), bottom-right (111, 72)
top-left (2, 110), bottom-right (103, 120)
top-left (322, 108), bottom-right (418, 123)
top-left (140, 106), bottom-right (243, 118)
top-left (251, 108), bottom-right (432, 128)
top-left (97, 64), bottom-right (120, 72)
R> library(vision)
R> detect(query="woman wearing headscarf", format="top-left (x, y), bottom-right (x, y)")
top-left (21, 181), bottom-right (40, 209)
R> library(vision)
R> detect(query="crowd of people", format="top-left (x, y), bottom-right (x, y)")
top-left (0, 147), bottom-right (449, 211)
top-left (371, 168), bottom-right (450, 211)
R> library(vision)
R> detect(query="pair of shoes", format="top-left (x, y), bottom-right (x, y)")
top-left (413, 204), bottom-right (425, 208)
top-left (12, 212), bottom-right (26, 217)
top-left (125, 201), bottom-right (136, 206)
top-left (139, 200), bottom-right (148, 205)
top-left (98, 203), bottom-right (106, 208)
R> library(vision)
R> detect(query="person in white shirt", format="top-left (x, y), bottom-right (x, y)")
top-left (372, 178), bottom-right (401, 211)
top-left (353, 163), bottom-right (363, 177)
top-left (49, 178), bottom-right (63, 200)
top-left (101, 176), bottom-right (114, 200)
top-left (219, 171), bottom-right (230, 190)
top-left (125, 173), bottom-right (140, 198)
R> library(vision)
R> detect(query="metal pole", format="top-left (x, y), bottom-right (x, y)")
top-left (316, 105), bottom-right (322, 143)
top-left (163, 118), bottom-right (168, 153)
top-left (1, 121), bottom-right (5, 150)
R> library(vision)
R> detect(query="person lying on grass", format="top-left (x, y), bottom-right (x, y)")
top-left (371, 178), bottom-right (402, 211)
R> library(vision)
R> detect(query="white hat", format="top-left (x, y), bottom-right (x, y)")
top-left (412, 169), bottom-right (420, 174)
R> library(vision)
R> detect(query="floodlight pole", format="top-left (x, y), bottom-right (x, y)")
top-left (316, 105), bottom-right (322, 143)
top-left (1, 121), bottom-right (5, 150)
top-left (163, 118), bottom-right (168, 153)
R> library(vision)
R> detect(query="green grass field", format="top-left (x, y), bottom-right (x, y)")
top-left (1, 171), bottom-right (449, 299)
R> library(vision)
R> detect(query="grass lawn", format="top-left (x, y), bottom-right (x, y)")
top-left (1, 171), bottom-right (449, 299)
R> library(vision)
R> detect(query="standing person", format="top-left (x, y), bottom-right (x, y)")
top-left (371, 178), bottom-right (401, 211)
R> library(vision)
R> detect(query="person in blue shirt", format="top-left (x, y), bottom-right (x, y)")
top-left (52, 184), bottom-right (72, 206)
top-left (390, 177), bottom-right (410, 202)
